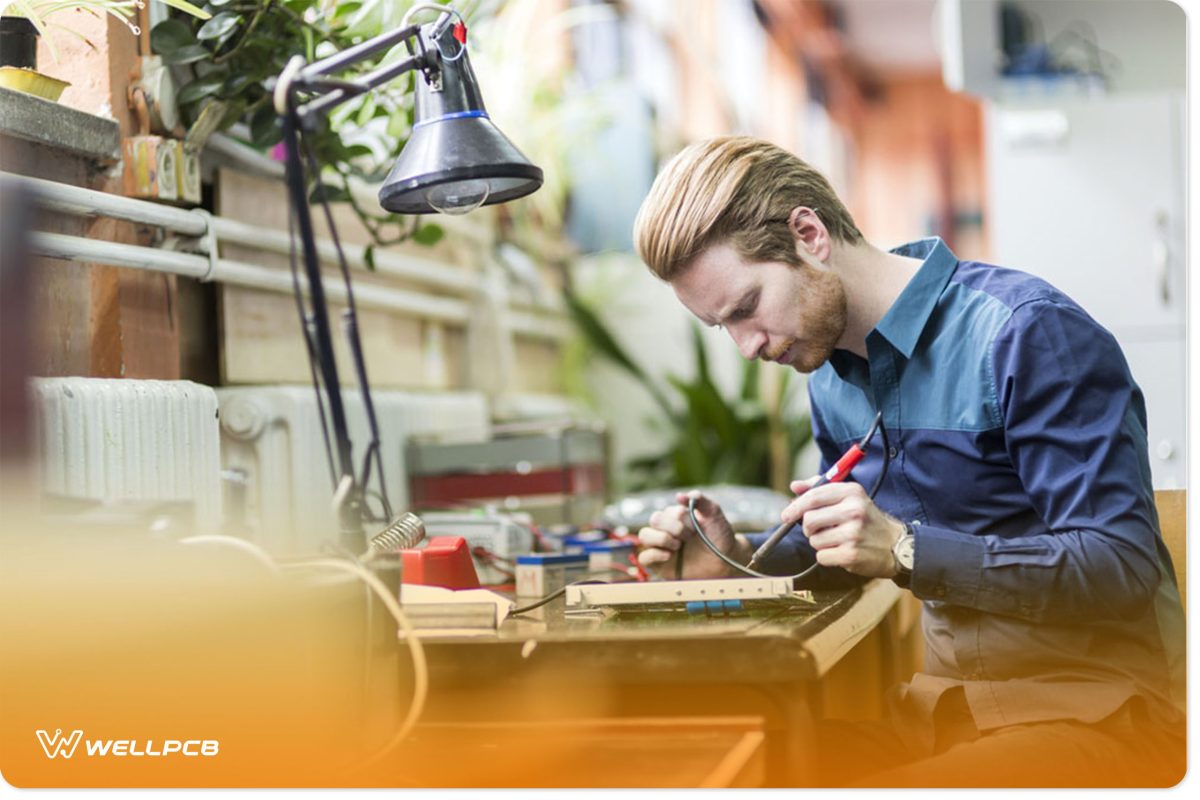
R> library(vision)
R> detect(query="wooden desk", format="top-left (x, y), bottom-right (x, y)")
top-left (389, 579), bottom-right (902, 787)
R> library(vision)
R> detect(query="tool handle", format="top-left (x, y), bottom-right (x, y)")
top-left (746, 444), bottom-right (866, 569)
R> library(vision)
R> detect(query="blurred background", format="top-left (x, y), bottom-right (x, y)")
top-left (0, 0), bottom-right (1187, 550)
top-left (0, 0), bottom-right (1188, 787)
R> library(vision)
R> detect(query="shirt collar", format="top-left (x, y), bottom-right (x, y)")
top-left (871, 237), bottom-right (959, 359)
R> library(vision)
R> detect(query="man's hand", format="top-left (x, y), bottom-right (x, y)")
top-left (782, 477), bottom-right (906, 578)
top-left (637, 490), bottom-right (752, 579)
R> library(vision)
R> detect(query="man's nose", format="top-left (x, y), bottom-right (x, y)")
top-left (729, 324), bottom-right (764, 360)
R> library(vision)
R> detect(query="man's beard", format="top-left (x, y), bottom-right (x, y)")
top-left (779, 267), bottom-right (848, 373)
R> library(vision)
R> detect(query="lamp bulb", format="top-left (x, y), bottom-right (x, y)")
top-left (426, 181), bottom-right (490, 215)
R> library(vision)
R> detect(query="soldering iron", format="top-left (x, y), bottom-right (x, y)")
top-left (686, 410), bottom-right (889, 582)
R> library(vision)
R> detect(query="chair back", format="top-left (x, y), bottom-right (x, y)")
top-left (1155, 489), bottom-right (1186, 610)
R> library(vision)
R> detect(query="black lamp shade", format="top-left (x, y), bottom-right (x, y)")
top-left (378, 18), bottom-right (542, 215)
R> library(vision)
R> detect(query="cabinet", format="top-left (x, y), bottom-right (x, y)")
top-left (984, 93), bottom-right (1186, 488)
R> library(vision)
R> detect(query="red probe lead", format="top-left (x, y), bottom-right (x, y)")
top-left (745, 411), bottom-right (883, 571)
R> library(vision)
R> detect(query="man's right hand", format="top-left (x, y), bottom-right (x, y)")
top-left (636, 490), bottom-right (752, 579)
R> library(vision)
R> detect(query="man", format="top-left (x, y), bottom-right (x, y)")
top-left (632, 136), bottom-right (1185, 787)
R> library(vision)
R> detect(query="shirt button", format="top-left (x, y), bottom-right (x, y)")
top-left (888, 446), bottom-right (898, 459)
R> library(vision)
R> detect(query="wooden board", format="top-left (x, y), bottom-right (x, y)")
top-left (213, 168), bottom-right (561, 393)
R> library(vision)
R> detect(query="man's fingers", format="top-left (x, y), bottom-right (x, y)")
top-left (638, 547), bottom-right (673, 567)
top-left (800, 504), bottom-right (843, 539)
top-left (781, 482), bottom-right (864, 527)
top-left (647, 508), bottom-right (688, 538)
top-left (789, 475), bottom-right (821, 494)
top-left (676, 490), bottom-right (718, 518)
top-left (638, 525), bottom-right (682, 551)
top-left (808, 525), bottom-right (851, 551)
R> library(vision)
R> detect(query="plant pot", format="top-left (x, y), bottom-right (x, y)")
top-left (0, 16), bottom-right (38, 70)
top-left (0, 66), bottom-right (70, 101)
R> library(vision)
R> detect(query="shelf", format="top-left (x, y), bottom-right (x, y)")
top-left (0, 86), bottom-right (120, 163)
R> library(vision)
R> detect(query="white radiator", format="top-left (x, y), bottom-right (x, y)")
top-left (30, 378), bottom-right (222, 532)
top-left (216, 386), bottom-right (490, 555)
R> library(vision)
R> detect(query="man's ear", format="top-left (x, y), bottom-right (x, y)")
top-left (788, 206), bottom-right (832, 264)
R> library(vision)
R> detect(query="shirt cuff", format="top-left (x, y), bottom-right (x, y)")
top-left (910, 524), bottom-right (986, 605)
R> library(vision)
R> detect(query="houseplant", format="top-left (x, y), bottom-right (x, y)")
top-left (0, 0), bottom-right (209, 99)
top-left (563, 291), bottom-right (812, 492)
top-left (151, 0), bottom-right (472, 252)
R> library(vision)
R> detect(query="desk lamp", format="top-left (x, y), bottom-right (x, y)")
top-left (272, 3), bottom-right (542, 555)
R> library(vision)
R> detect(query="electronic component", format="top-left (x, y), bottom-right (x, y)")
top-left (421, 511), bottom-right (534, 585)
top-left (582, 539), bottom-right (635, 573)
top-left (515, 552), bottom-right (588, 598)
top-left (564, 577), bottom-right (796, 610)
top-left (400, 536), bottom-right (481, 589)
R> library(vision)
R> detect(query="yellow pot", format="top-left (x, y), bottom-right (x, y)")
top-left (0, 66), bottom-right (70, 101)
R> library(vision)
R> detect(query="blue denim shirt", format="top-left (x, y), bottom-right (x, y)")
top-left (746, 237), bottom-right (1185, 732)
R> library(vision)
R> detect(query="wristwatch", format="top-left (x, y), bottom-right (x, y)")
top-left (891, 521), bottom-right (916, 588)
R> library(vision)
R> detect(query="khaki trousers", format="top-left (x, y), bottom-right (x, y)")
top-left (812, 690), bottom-right (1185, 788)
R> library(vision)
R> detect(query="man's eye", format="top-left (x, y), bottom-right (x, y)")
top-left (729, 298), bottom-right (757, 321)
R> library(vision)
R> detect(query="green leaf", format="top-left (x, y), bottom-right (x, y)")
top-left (177, 76), bottom-right (227, 106)
top-left (309, 182), bottom-right (350, 204)
top-left (221, 73), bottom-right (255, 97)
top-left (564, 291), bottom-right (678, 421)
top-left (563, 291), bottom-right (646, 385)
top-left (196, 12), bottom-right (242, 42)
top-left (411, 223), bottom-right (444, 247)
top-left (363, 244), bottom-right (376, 272)
top-left (332, 1), bottom-right (363, 20)
top-left (343, 144), bottom-right (374, 159)
top-left (218, 97), bottom-right (247, 129)
top-left (249, 103), bottom-right (282, 149)
top-left (160, 44), bottom-right (212, 65)
top-left (385, 106), bottom-right (412, 138)
top-left (355, 93), bottom-right (377, 127)
top-left (739, 357), bottom-right (760, 402)
top-left (690, 322), bottom-right (710, 384)
top-left (157, 0), bottom-right (212, 19)
top-left (150, 18), bottom-right (196, 54)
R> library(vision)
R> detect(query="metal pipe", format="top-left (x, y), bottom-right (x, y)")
top-left (30, 232), bottom-right (211, 278)
top-left (8, 173), bottom-right (208, 237)
top-left (5, 170), bottom-right (539, 303)
top-left (28, 231), bottom-right (565, 339)
top-left (11, 171), bottom-right (568, 339)
top-left (212, 216), bottom-right (481, 294)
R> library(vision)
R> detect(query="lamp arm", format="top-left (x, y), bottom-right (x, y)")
top-left (274, 22), bottom-right (436, 122)
top-left (301, 22), bottom-right (424, 82)
top-left (298, 51), bottom-right (435, 121)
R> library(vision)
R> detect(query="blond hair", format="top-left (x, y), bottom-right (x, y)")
top-left (633, 136), bottom-right (863, 281)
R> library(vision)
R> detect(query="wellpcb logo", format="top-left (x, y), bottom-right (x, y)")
top-left (36, 728), bottom-right (219, 759)
top-left (36, 729), bottom-right (83, 759)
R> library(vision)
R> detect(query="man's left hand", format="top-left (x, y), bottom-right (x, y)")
top-left (781, 477), bottom-right (906, 578)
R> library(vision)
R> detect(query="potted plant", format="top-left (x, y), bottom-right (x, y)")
top-left (151, 0), bottom-right (464, 252)
top-left (0, 0), bottom-right (209, 100)
top-left (563, 291), bottom-right (812, 492)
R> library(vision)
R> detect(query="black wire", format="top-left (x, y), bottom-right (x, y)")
top-left (508, 579), bottom-right (610, 616)
top-left (685, 412), bottom-right (891, 582)
top-left (872, 413), bottom-right (890, 498)
top-left (286, 170), bottom-right (338, 491)
top-left (298, 123), bottom-right (394, 522)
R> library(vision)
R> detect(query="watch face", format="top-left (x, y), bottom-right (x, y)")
top-left (895, 535), bottom-right (916, 570)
